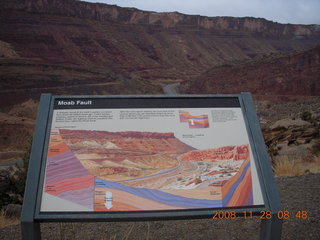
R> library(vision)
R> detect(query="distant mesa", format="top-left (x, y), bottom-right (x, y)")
top-left (58, 129), bottom-right (195, 180)
top-left (59, 129), bottom-right (192, 153)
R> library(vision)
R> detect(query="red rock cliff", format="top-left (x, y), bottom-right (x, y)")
top-left (2, 0), bottom-right (320, 38)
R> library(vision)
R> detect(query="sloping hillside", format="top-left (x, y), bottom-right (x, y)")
top-left (0, 0), bottom-right (319, 94)
top-left (183, 46), bottom-right (320, 96)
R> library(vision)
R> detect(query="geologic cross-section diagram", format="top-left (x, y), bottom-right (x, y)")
top-left (44, 128), bottom-right (254, 211)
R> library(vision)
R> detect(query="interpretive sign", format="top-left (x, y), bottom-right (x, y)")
top-left (21, 93), bottom-right (282, 240)
top-left (42, 104), bottom-right (264, 212)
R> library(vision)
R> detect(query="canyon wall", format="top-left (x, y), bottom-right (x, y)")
top-left (183, 46), bottom-right (320, 96)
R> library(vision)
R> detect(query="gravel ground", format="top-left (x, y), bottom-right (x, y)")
top-left (1, 173), bottom-right (319, 240)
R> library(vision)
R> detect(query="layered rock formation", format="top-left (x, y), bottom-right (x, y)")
top-left (181, 145), bottom-right (249, 162)
top-left (2, 0), bottom-right (319, 37)
top-left (58, 129), bottom-right (195, 179)
top-left (183, 46), bottom-right (320, 96)
top-left (60, 129), bottom-right (194, 154)
top-left (263, 118), bottom-right (319, 158)
top-left (1, 0), bottom-right (319, 88)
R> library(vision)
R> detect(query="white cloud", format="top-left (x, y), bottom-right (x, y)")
top-left (82, 0), bottom-right (320, 24)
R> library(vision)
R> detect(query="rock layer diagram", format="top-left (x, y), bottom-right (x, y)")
top-left (43, 129), bottom-right (254, 211)
top-left (179, 110), bottom-right (209, 128)
top-left (45, 129), bottom-right (94, 210)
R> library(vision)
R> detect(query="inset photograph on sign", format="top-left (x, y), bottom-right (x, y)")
top-left (41, 103), bottom-right (264, 212)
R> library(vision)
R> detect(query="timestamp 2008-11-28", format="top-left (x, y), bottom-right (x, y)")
top-left (212, 210), bottom-right (309, 220)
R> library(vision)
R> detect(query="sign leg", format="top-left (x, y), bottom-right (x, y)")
top-left (21, 221), bottom-right (41, 240)
top-left (260, 216), bottom-right (282, 240)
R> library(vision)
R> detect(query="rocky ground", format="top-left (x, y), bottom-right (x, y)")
top-left (1, 173), bottom-right (319, 240)
top-left (256, 96), bottom-right (320, 123)
top-left (257, 97), bottom-right (320, 176)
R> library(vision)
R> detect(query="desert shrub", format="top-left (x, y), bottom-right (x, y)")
top-left (273, 156), bottom-right (303, 176)
top-left (310, 141), bottom-right (320, 156)
top-left (0, 170), bottom-right (13, 209)
top-left (0, 168), bottom-right (22, 209)
top-left (302, 154), bottom-right (315, 163)
top-left (300, 111), bottom-right (312, 122)
top-left (267, 143), bottom-right (279, 163)
top-left (8, 99), bottom-right (38, 119)
top-left (0, 209), bottom-right (20, 228)
top-left (315, 155), bottom-right (320, 167)
top-left (2, 204), bottom-right (21, 218)
top-left (0, 138), bottom-right (31, 210)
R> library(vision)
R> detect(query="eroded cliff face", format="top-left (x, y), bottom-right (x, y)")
top-left (1, 0), bottom-right (319, 80)
top-left (0, 0), bottom-right (320, 106)
top-left (3, 0), bottom-right (319, 37)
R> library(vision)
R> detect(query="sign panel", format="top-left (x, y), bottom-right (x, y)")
top-left (40, 97), bottom-right (264, 212)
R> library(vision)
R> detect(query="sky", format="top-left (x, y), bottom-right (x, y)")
top-left (82, 0), bottom-right (320, 25)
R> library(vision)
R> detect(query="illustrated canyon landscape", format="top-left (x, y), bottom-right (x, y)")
top-left (43, 126), bottom-right (255, 211)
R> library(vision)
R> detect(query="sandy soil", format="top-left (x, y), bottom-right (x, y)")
top-left (1, 173), bottom-right (319, 240)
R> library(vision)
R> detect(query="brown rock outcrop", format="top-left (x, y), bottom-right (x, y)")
top-left (263, 116), bottom-right (320, 160)
top-left (264, 119), bottom-right (319, 146)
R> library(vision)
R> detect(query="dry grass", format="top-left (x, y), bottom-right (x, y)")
top-left (273, 155), bottom-right (320, 176)
top-left (273, 156), bottom-right (303, 176)
top-left (0, 211), bottom-right (19, 229)
top-left (311, 155), bottom-right (320, 173)
top-left (8, 99), bottom-right (38, 119)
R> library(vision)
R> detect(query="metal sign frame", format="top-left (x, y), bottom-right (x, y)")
top-left (21, 93), bottom-right (282, 239)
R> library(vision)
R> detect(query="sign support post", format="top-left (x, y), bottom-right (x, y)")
top-left (21, 221), bottom-right (41, 240)
top-left (241, 93), bottom-right (282, 239)
top-left (21, 94), bottom-right (52, 240)
top-left (260, 217), bottom-right (283, 240)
